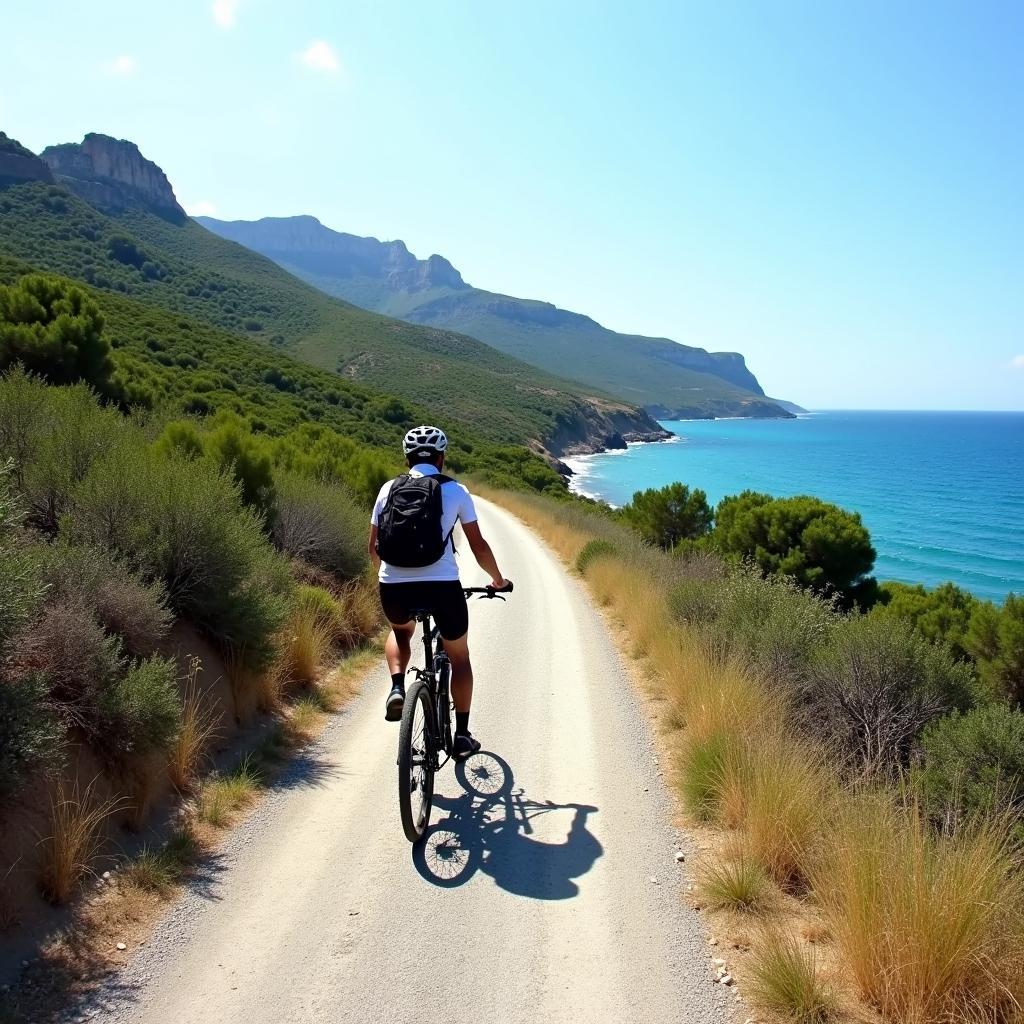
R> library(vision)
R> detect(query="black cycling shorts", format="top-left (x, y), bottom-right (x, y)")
top-left (378, 581), bottom-right (469, 641)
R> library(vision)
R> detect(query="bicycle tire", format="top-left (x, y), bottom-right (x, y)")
top-left (398, 678), bottom-right (436, 843)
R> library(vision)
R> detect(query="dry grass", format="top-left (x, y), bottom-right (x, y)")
top-left (37, 777), bottom-right (126, 905)
top-left (748, 928), bottom-right (836, 1023)
top-left (734, 729), bottom-right (837, 887)
top-left (814, 795), bottom-right (1024, 1022)
top-left (168, 656), bottom-right (223, 793)
top-left (275, 602), bottom-right (333, 691)
top-left (698, 846), bottom-right (777, 914)
top-left (197, 757), bottom-right (261, 828)
top-left (122, 825), bottom-right (199, 896)
top-left (285, 695), bottom-right (324, 741)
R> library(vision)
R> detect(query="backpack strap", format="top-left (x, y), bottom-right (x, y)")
top-left (434, 474), bottom-right (457, 553)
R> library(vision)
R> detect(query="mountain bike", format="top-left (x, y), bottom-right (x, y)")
top-left (397, 582), bottom-right (513, 843)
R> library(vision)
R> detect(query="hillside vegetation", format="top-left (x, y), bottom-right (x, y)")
top-left (0, 148), bottom-right (666, 456)
top-left (198, 214), bottom-right (793, 420)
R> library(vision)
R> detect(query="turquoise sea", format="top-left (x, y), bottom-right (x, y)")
top-left (567, 412), bottom-right (1024, 603)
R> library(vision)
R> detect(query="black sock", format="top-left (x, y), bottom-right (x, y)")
top-left (455, 711), bottom-right (470, 735)
top-left (391, 672), bottom-right (405, 692)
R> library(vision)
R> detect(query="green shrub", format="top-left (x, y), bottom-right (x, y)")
top-left (874, 581), bottom-right (977, 661)
top-left (69, 445), bottom-right (290, 667)
top-left (0, 273), bottom-right (113, 390)
top-left (37, 542), bottom-right (173, 657)
top-left (2, 376), bottom-right (127, 533)
top-left (966, 595), bottom-right (1024, 705)
top-left (25, 600), bottom-right (126, 719)
top-left (154, 419), bottom-right (205, 460)
top-left (574, 538), bottom-right (617, 574)
top-left (99, 656), bottom-right (181, 759)
top-left (206, 413), bottom-right (276, 514)
top-left (917, 704), bottom-right (1024, 829)
top-left (294, 584), bottom-right (341, 623)
top-left (271, 472), bottom-right (368, 578)
top-left (810, 613), bottom-right (976, 774)
top-left (0, 461), bottom-right (44, 659)
top-left (0, 674), bottom-right (63, 798)
top-left (686, 566), bottom-right (838, 690)
top-left (712, 490), bottom-right (876, 606)
top-left (618, 481), bottom-right (712, 550)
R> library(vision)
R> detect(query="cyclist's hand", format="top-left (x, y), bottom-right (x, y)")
top-left (489, 578), bottom-right (513, 592)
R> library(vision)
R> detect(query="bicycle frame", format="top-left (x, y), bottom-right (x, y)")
top-left (408, 610), bottom-right (452, 767)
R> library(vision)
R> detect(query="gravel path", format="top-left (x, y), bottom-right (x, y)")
top-left (76, 499), bottom-right (735, 1024)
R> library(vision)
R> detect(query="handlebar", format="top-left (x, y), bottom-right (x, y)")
top-left (463, 581), bottom-right (514, 599)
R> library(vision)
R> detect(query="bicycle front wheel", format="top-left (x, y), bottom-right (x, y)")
top-left (397, 679), bottom-right (436, 843)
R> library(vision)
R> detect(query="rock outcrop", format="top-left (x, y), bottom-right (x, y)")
top-left (0, 133), bottom-right (54, 185)
top-left (198, 215), bottom-right (468, 294)
top-left (40, 134), bottom-right (184, 219)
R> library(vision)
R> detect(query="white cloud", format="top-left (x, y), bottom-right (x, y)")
top-left (186, 200), bottom-right (218, 218)
top-left (103, 55), bottom-right (138, 76)
top-left (298, 40), bottom-right (340, 73)
top-left (212, 0), bottom-right (241, 28)
top-left (1011, 355), bottom-right (1024, 370)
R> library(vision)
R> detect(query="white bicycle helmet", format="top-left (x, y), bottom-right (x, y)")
top-left (402, 424), bottom-right (448, 456)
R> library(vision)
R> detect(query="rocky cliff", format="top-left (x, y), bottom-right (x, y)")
top-left (41, 134), bottom-right (184, 220)
top-left (0, 132), bottom-right (54, 185)
top-left (203, 215), bottom-right (467, 292)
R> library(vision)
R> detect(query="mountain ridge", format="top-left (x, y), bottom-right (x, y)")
top-left (198, 214), bottom-right (792, 419)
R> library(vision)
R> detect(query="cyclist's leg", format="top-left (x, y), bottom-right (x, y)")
top-left (379, 584), bottom-right (417, 719)
top-left (384, 619), bottom-right (415, 676)
top-left (442, 632), bottom-right (473, 714)
top-left (434, 582), bottom-right (472, 716)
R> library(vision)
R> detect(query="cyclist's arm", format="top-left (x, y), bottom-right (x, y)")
top-left (367, 524), bottom-right (380, 570)
top-left (462, 520), bottom-right (509, 590)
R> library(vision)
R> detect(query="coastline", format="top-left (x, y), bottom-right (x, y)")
top-left (564, 434), bottom-right (681, 504)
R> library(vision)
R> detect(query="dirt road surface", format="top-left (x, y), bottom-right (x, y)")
top-left (83, 499), bottom-right (733, 1024)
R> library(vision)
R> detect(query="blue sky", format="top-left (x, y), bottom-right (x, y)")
top-left (2, 1), bottom-right (1022, 409)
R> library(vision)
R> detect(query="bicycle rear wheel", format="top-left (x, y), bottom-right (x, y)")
top-left (397, 679), bottom-right (436, 843)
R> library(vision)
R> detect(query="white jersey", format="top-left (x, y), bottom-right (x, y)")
top-left (370, 464), bottom-right (478, 583)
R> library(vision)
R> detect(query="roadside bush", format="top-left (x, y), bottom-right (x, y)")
top-left (206, 414), bottom-right (276, 515)
top-left (618, 482), bottom-right (712, 550)
top-left (712, 490), bottom-right (876, 606)
top-left (37, 543), bottom-right (172, 656)
top-left (967, 594), bottom-right (1024, 705)
top-left (20, 600), bottom-right (125, 732)
top-left (875, 580), bottom-right (977, 662)
top-left (70, 445), bottom-right (291, 667)
top-left (681, 566), bottom-right (838, 692)
top-left (574, 538), bottom-right (617, 574)
top-left (0, 461), bottom-right (43, 658)
top-left (916, 704), bottom-right (1024, 830)
top-left (99, 657), bottom-right (181, 760)
top-left (808, 613), bottom-right (976, 775)
top-left (271, 472), bottom-right (367, 579)
top-left (8, 379), bottom-right (126, 533)
top-left (0, 674), bottom-right (63, 798)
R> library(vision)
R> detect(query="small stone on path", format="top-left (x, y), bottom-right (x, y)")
top-left (116, 942), bottom-right (127, 951)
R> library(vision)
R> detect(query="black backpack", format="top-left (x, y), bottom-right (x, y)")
top-left (375, 474), bottom-right (455, 568)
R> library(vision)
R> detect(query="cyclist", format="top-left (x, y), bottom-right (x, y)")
top-left (368, 425), bottom-right (511, 758)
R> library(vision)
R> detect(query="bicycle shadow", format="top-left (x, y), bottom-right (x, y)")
top-left (411, 751), bottom-right (602, 900)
